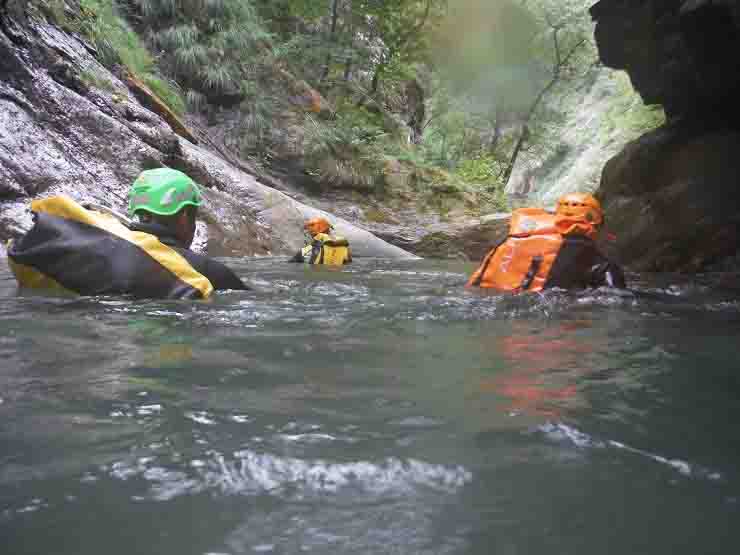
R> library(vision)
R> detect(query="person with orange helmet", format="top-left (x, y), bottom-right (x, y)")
top-left (555, 192), bottom-right (604, 226)
top-left (289, 216), bottom-right (352, 265)
top-left (467, 192), bottom-right (625, 292)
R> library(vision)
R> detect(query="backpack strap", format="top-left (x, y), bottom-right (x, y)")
top-left (470, 239), bottom-right (506, 287)
top-left (519, 255), bottom-right (544, 291)
top-left (309, 238), bottom-right (324, 264)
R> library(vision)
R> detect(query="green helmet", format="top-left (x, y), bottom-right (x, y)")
top-left (128, 168), bottom-right (202, 218)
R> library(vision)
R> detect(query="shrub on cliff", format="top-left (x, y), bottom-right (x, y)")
top-left (31, 0), bottom-right (186, 114)
top-left (132, 0), bottom-right (271, 105)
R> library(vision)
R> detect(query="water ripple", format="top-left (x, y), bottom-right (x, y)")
top-left (539, 422), bottom-right (725, 482)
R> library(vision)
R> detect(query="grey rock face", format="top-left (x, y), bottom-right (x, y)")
top-left (599, 124), bottom-right (740, 271)
top-left (0, 8), bottom-right (415, 260)
top-left (591, 0), bottom-right (740, 270)
top-left (373, 215), bottom-right (510, 263)
top-left (591, 0), bottom-right (740, 119)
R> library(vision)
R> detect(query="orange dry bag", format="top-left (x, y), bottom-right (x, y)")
top-left (466, 208), bottom-right (598, 293)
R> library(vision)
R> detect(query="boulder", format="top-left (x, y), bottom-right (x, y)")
top-left (591, 0), bottom-right (740, 271)
top-left (599, 123), bottom-right (740, 271)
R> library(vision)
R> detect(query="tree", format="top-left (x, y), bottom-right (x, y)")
top-left (500, 0), bottom-right (595, 186)
top-left (354, 0), bottom-right (446, 100)
top-left (133, 0), bottom-right (271, 103)
top-left (319, 0), bottom-right (340, 84)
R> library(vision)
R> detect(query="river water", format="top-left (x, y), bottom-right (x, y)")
top-left (1, 257), bottom-right (739, 554)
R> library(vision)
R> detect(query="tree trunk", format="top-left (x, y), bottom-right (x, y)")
top-left (320, 0), bottom-right (340, 84)
top-left (488, 119), bottom-right (501, 153)
top-left (370, 63), bottom-right (382, 96)
top-left (357, 59), bottom-right (384, 108)
top-left (500, 27), bottom-right (587, 187)
top-left (343, 0), bottom-right (353, 81)
top-left (501, 125), bottom-right (527, 186)
top-left (500, 78), bottom-right (555, 187)
top-left (406, 78), bottom-right (425, 144)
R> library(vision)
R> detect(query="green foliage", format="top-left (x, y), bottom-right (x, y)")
top-left (454, 156), bottom-right (508, 211)
top-left (75, 0), bottom-right (184, 114)
top-left (30, 0), bottom-right (643, 220)
top-left (301, 110), bottom-right (389, 188)
top-left (479, 187), bottom-right (509, 212)
top-left (30, 0), bottom-right (73, 27)
top-left (417, 84), bottom-right (504, 171)
top-left (360, 0), bottom-right (447, 74)
top-left (303, 104), bottom-right (388, 153)
top-left (134, 0), bottom-right (273, 101)
top-left (456, 156), bottom-right (503, 186)
top-left (602, 72), bottom-right (665, 136)
top-left (237, 94), bottom-right (280, 155)
top-left (142, 75), bottom-right (186, 115)
top-left (79, 68), bottom-right (117, 91)
top-left (256, 0), bottom-right (446, 96)
top-left (49, 0), bottom-right (610, 217)
top-left (80, 0), bottom-right (147, 70)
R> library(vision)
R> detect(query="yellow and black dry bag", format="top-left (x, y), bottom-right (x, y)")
top-left (7, 196), bottom-right (213, 299)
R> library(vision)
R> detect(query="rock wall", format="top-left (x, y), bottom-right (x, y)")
top-left (0, 5), bottom-right (416, 260)
top-left (591, 0), bottom-right (740, 271)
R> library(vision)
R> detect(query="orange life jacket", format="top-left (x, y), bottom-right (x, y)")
top-left (466, 208), bottom-right (599, 293)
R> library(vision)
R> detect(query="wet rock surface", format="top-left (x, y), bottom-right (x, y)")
top-left (599, 123), bottom-right (740, 271)
top-left (370, 214), bottom-right (510, 262)
top-left (0, 6), bottom-right (414, 259)
top-left (591, 0), bottom-right (740, 271)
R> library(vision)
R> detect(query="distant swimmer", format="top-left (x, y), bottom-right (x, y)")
top-left (290, 217), bottom-right (352, 265)
top-left (467, 193), bottom-right (625, 292)
top-left (7, 168), bottom-right (248, 298)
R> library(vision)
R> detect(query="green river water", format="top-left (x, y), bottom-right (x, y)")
top-left (1, 257), bottom-right (739, 554)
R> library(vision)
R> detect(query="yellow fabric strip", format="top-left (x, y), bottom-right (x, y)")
top-left (129, 231), bottom-right (214, 298)
top-left (31, 196), bottom-right (214, 299)
top-left (31, 196), bottom-right (133, 240)
top-left (322, 245), bottom-right (350, 265)
top-left (8, 257), bottom-right (74, 294)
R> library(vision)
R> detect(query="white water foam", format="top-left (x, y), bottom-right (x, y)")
top-left (539, 422), bottom-right (723, 482)
top-left (100, 450), bottom-right (472, 502)
top-left (185, 411), bottom-right (217, 425)
top-left (277, 433), bottom-right (342, 443)
top-left (206, 451), bottom-right (472, 497)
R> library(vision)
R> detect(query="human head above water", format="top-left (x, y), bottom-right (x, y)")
top-left (128, 168), bottom-right (202, 248)
top-left (304, 216), bottom-right (332, 237)
top-left (556, 192), bottom-right (603, 226)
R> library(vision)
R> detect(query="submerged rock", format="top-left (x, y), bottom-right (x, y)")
top-left (0, 6), bottom-right (414, 260)
top-left (591, 0), bottom-right (740, 271)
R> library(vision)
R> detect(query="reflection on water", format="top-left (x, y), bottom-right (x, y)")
top-left (1, 258), bottom-right (740, 555)
top-left (477, 320), bottom-right (600, 418)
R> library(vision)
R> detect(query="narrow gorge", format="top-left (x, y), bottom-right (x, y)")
top-left (0, 1), bottom-right (414, 259)
top-left (2, 0), bottom-right (739, 271)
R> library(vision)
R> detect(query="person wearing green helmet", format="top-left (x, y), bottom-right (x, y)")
top-left (8, 168), bottom-right (247, 298)
top-left (128, 168), bottom-right (248, 292)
